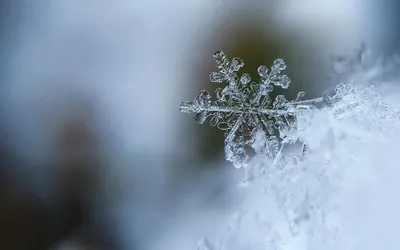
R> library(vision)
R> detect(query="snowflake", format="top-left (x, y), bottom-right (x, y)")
top-left (179, 51), bottom-right (324, 168)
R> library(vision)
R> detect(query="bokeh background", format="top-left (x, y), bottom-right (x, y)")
top-left (0, 1), bottom-right (399, 249)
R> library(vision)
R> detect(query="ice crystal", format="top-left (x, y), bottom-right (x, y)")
top-left (179, 51), bottom-right (324, 168)
top-left (179, 47), bottom-right (400, 250)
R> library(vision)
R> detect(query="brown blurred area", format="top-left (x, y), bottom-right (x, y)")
top-left (0, 100), bottom-right (119, 250)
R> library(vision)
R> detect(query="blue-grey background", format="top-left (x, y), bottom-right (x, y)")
top-left (0, 1), bottom-right (398, 249)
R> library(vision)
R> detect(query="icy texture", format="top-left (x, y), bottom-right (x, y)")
top-left (180, 49), bottom-right (400, 250)
top-left (194, 81), bottom-right (400, 250)
top-left (179, 51), bottom-right (323, 168)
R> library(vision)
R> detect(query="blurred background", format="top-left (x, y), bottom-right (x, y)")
top-left (0, 0), bottom-right (399, 249)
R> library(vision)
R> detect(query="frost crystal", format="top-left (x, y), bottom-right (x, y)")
top-left (179, 47), bottom-right (400, 250)
top-left (179, 51), bottom-right (324, 168)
